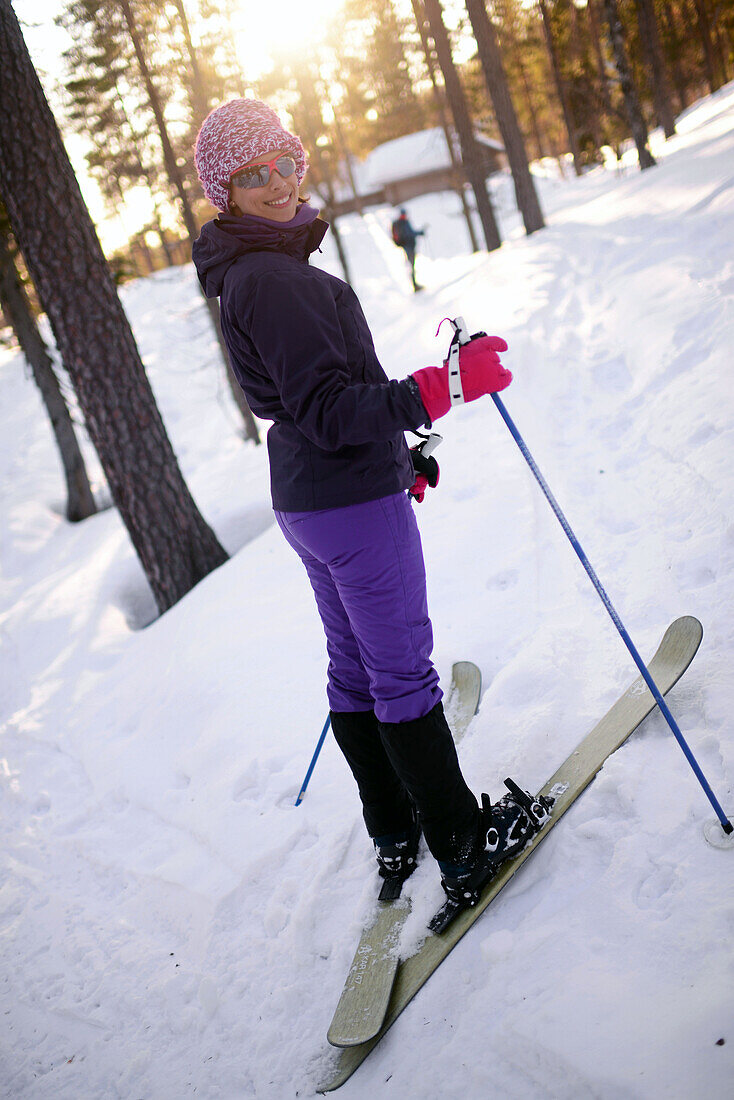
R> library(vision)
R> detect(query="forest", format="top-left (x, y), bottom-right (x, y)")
top-left (0, 0), bottom-right (731, 613)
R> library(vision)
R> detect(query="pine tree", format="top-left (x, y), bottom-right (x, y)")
top-left (538, 0), bottom-right (584, 174)
top-left (116, 0), bottom-right (259, 442)
top-left (328, 0), bottom-right (429, 154)
top-left (634, 0), bottom-right (677, 137)
top-left (0, 210), bottom-right (97, 523)
top-left (410, 0), bottom-right (480, 250)
top-left (0, 0), bottom-right (228, 612)
top-left (601, 0), bottom-right (656, 168)
top-left (422, 0), bottom-right (502, 251)
top-left (59, 0), bottom-right (260, 441)
top-left (464, 0), bottom-right (544, 234)
top-left (257, 55), bottom-right (354, 284)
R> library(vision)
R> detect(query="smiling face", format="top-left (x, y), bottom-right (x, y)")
top-left (228, 148), bottom-right (300, 222)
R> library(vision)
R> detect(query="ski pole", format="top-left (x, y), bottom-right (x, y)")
top-left (450, 317), bottom-right (732, 836)
top-left (295, 713), bottom-right (331, 806)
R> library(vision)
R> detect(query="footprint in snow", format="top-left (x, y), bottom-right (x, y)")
top-left (632, 859), bottom-right (678, 913)
top-left (485, 568), bottom-right (519, 592)
top-left (232, 757), bottom-right (287, 802)
top-left (232, 763), bottom-right (260, 802)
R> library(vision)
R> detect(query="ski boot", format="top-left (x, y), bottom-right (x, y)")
top-left (429, 779), bottom-right (553, 933)
top-left (374, 806), bottom-right (422, 901)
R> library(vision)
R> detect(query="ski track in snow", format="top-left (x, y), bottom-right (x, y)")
top-left (2, 87), bottom-right (734, 1098)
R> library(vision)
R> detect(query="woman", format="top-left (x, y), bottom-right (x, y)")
top-left (193, 99), bottom-right (547, 917)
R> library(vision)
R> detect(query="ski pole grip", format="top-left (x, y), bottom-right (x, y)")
top-left (446, 317), bottom-right (474, 407)
top-left (452, 316), bottom-right (471, 345)
top-left (419, 431), bottom-right (443, 459)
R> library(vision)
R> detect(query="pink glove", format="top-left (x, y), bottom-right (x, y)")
top-left (409, 473), bottom-right (430, 503)
top-left (409, 445), bottom-right (440, 503)
top-left (411, 335), bottom-right (511, 423)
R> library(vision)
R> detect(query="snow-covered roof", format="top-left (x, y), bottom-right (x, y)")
top-left (364, 127), bottom-right (504, 188)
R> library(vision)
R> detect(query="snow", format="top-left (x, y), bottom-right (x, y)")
top-left (2, 85), bottom-right (734, 1098)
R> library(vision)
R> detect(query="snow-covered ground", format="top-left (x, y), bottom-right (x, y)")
top-left (2, 87), bottom-right (734, 1099)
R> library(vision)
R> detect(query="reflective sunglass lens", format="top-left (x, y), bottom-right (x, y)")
top-left (231, 156), bottom-right (297, 190)
top-left (276, 156), bottom-right (296, 178)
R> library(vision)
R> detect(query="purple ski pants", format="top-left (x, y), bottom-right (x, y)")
top-left (274, 492), bottom-right (442, 724)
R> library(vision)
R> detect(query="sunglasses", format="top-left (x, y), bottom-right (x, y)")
top-left (230, 155), bottom-right (297, 191)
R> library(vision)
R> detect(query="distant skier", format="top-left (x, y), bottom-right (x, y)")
top-left (192, 98), bottom-right (548, 917)
top-left (391, 208), bottom-right (424, 292)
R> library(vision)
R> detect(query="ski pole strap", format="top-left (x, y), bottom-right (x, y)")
top-left (445, 315), bottom-right (473, 407)
top-left (447, 336), bottom-right (464, 406)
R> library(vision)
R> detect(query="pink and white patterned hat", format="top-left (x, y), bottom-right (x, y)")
top-left (194, 98), bottom-right (308, 212)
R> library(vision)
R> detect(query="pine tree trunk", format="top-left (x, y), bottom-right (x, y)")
top-left (712, 6), bottom-right (731, 83)
top-left (499, 15), bottom-right (549, 162)
top-left (290, 71), bottom-right (354, 285)
top-left (601, 0), bottom-right (656, 168)
top-left (587, 0), bottom-right (617, 121)
top-left (634, 0), bottom-right (677, 137)
top-left (324, 206), bottom-right (354, 286)
top-left (410, 0), bottom-right (480, 251)
top-left (464, 0), bottom-right (544, 235)
top-left (172, 0), bottom-right (209, 121)
top-left (660, 2), bottom-right (689, 113)
top-left (568, 0), bottom-right (606, 153)
top-left (154, 217), bottom-right (177, 267)
top-left (690, 0), bottom-right (721, 92)
top-left (0, 226), bottom-right (97, 522)
top-left (538, 0), bottom-right (584, 176)
top-left (422, 0), bottom-right (501, 251)
top-left (0, 0), bottom-right (228, 612)
top-left (332, 112), bottom-right (364, 217)
top-left (118, 0), bottom-right (260, 444)
top-left (136, 232), bottom-right (156, 273)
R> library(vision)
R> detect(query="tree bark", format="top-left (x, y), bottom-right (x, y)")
top-left (290, 67), bottom-right (354, 285)
top-left (712, 7), bottom-right (731, 84)
top-left (690, 0), bottom-right (721, 92)
top-left (601, 0), bottom-right (656, 169)
top-left (331, 109), bottom-right (364, 217)
top-left (0, 225), bottom-right (97, 522)
top-left (659, 2), bottom-right (689, 113)
top-left (538, 0), bottom-right (584, 176)
top-left (464, 0), bottom-right (544, 235)
top-left (117, 0), bottom-right (260, 444)
top-left (587, 0), bottom-right (617, 121)
top-left (172, 0), bottom-right (209, 121)
top-left (410, 0), bottom-right (480, 251)
top-left (422, 0), bottom-right (501, 251)
top-left (634, 0), bottom-right (677, 138)
top-left (0, 0), bottom-right (228, 612)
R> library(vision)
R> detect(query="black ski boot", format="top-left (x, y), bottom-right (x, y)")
top-left (429, 779), bottom-right (553, 933)
top-left (374, 805), bottom-right (422, 901)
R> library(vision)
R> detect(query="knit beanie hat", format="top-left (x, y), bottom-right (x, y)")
top-left (195, 98), bottom-right (308, 212)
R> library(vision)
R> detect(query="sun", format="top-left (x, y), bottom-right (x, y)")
top-left (231, 0), bottom-right (346, 78)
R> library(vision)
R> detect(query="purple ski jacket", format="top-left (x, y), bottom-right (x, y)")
top-left (192, 204), bottom-right (429, 510)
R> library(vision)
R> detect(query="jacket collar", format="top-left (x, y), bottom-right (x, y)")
top-left (215, 202), bottom-right (328, 261)
top-left (192, 203), bottom-right (329, 297)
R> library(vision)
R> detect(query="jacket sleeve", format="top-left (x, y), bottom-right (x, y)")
top-left (243, 270), bottom-right (428, 451)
